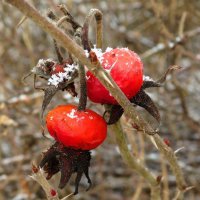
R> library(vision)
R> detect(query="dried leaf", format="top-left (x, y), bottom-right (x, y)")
top-left (0, 115), bottom-right (18, 127)
top-left (40, 86), bottom-right (59, 122)
top-left (142, 80), bottom-right (161, 89)
top-left (131, 90), bottom-right (160, 123)
top-left (104, 105), bottom-right (124, 125)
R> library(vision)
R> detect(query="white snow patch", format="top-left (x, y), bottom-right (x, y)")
top-left (105, 47), bottom-right (113, 53)
top-left (121, 47), bottom-right (129, 51)
top-left (50, 116), bottom-right (54, 121)
top-left (168, 41), bottom-right (174, 48)
top-left (84, 49), bottom-right (89, 58)
top-left (91, 45), bottom-right (104, 63)
top-left (34, 58), bottom-right (55, 70)
top-left (143, 75), bottom-right (154, 81)
top-left (77, 116), bottom-right (85, 121)
top-left (63, 93), bottom-right (72, 100)
top-left (67, 109), bottom-right (78, 119)
top-left (48, 63), bottom-right (78, 87)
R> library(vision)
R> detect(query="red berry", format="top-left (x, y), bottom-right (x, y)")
top-left (50, 59), bottom-right (72, 75)
top-left (50, 64), bottom-right (65, 75)
top-left (86, 48), bottom-right (143, 104)
top-left (46, 104), bottom-right (107, 150)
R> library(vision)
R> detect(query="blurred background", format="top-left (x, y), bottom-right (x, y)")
top-left (0, 0), bottom-right (200, 199)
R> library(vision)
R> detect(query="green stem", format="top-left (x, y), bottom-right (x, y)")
top-left (111, 121), bottom-right (161, 200)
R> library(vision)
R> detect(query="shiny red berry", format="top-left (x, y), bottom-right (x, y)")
top-left (46, 104), bottom-right (107, 150)
top-left (86, 48), bottom-right (143, 104)
top-left (50, 64), bottom-right (65, 75)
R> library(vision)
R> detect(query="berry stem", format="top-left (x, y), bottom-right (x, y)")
top-left (47, 11), bottom-right (64, 64)
top-left (53, 39), bottom-right (63, 64)
top-left (81, 9), bottom-right (103, 51)
top-left (77, 64), bottom-right (87, 111)
top-left (58, 4), bottom-right (81, 30)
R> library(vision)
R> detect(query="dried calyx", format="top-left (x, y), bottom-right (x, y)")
top-left (39, 142), bottom-right (91, 195)
top-left (104, 65), bottom-right (181, 125)
top-left (34, 58), bottom-right (78, 121)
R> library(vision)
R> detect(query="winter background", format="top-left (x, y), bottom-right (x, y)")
top-left (0, 0), bottom-right (200, 199)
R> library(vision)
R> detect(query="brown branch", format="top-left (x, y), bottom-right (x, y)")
top-left (6, 0), bottom-right (187, 195)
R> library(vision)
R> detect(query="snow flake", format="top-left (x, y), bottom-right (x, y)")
top-left (121, 47), bottom-right (129, 51)
top-left (91, 45), bottom-right (104, 63)
top-left (89, 116), bottom-right (94, 120)
top-left (67, 109), bottom-right (78, 119)
top-left (35, 58), bottom-right (54, 69)
top-left (48, 63), bottom-right (78, 87)
top-left (143, 75), bottom-right (154, 81)
top-left (105, 47), bottom-right (113, 53)
top-left (84, 50), bottom-right (89, 58)
top-left (50, 116), bottom-right (54, 121)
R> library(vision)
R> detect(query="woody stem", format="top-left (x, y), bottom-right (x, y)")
top-left (77, 64), bottom-right (87, 111)
top-left (82, 9), bottom-right (103, 51)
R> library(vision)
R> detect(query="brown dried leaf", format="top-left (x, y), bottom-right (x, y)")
top-left (131, 90), bottom-right (160, 123)
top-left (0, 115), bottom-right (18, 127)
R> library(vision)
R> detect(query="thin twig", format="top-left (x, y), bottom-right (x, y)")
top-left (141, 27), bottom-right (200, 59)
top-left (178, 12), bottom-right (187, 37)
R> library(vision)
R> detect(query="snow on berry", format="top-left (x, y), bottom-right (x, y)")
top-left (86, 47), bottom-right (143, 104)
top-left (46, 104), bottom-right (107, 150)
top-left (67, 108), bottom-right (78, 119)
top-left (48, 63), bottom-right (78, 87)
top-left (143, 75), bottom-right (154, 82)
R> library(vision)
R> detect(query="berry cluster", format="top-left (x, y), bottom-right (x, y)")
top-left (29, 7), bottom-right (167, 195)
top-left (35, 47), bottom-right (145, 194)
